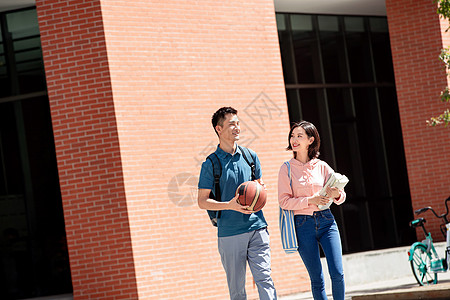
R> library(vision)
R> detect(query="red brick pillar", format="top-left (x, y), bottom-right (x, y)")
top-left (386, 0), bottom-right (450, 237)
top-left (36, 0), bottom-right (306, 298)
top-left (35, 1), bottom-right (138, 299)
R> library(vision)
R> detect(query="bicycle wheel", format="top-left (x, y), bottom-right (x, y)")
top-left (410, 244), bottom-right (438, 285)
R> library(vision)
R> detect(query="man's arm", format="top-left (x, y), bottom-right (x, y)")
top-left (197, 188), bottom-right (253, 214)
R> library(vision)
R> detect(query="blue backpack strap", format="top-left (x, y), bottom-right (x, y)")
top-left (238, 145), bottom-right (256, 180)
top-left (206, 153), bottom-right (222, 227)
top-left (206, 153), bottom-right (221, 201)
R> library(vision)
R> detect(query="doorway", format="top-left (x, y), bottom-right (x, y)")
top-left (0, 96), bottom-right (72, 299)
top-left (0, 6), bottom-right (72, 299)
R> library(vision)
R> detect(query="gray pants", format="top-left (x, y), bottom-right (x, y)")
top-left (218, 228), bottom-right (277, 300)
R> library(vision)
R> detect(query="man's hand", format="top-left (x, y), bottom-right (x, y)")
top-left (227, 194), bottom-right (254, 214)
top-left (255, 178), bottom-right (267, 190)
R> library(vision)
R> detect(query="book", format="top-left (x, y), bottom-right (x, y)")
top-left (317, 172), bottom-right (349, 210)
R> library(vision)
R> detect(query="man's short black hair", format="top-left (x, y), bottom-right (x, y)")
top-left (211, 107), bottom-right (238, 135)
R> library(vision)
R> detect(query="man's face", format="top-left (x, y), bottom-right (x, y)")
top-left (216, 113), bottom-right (240, 142)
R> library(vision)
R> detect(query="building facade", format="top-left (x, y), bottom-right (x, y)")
top-left (0, 0), bottom-right (449, 299)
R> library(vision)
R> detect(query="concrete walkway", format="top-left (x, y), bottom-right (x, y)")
top-left (280, 242), bottom-right (450, 300)
top-left (19, 243), bottom-right (450, 300)
top-left (280, 274), bottom-right (450, 300)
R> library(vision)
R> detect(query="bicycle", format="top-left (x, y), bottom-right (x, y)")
top-left (408, 196), bottom-right (450, 286)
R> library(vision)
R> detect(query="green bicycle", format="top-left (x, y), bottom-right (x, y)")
top-left (408, 196), bottom-right (450, 286)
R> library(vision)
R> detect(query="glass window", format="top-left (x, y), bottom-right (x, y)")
top-left (299, 89), bottom-right (324, 125)
top-left (291, 14), bottom-right (313, 31)
top-left (319, 17), bottom-right (348, 83)
top-left (276, 13), bottom-right (414, 254)
top-left (318, 16), bottom-right (339, 32)
top-left (0, 8), bottom-right (72, 299)
top-left (0, 26), bottom-right (9, 98)
top-left (370, 17), bottom-right (389, 33)
top-left (277, 14), bottom-right (297, 84)
top-left (344, 18), bottom-right (373, 83)
top-left (291, 15), bottom-right (322, 83)
top-left (286, 89), bottom-right (302, 122)
top-left (6, 9), bottom-right (46, 94)
top-left (370, 18), bottom-right (395, 83)
top-left (344, 16), bottom-right (365, 32)
top-left (276, 13), bottom-right (286, 31)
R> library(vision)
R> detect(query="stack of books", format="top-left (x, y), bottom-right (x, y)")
top-left (317, 173), bottom-right (349, 210)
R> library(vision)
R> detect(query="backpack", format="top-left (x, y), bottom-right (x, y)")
top-left (206, 145), bottom-right (256, 227)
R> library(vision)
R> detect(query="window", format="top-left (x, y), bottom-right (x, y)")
top-left (0, 8), bottom-right (72, 298)
top-left (277, 13), bottom-right (415, 253)
top-left (1, 8), bottom-right (46, 97)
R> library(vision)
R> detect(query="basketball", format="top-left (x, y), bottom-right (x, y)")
top-left (236, 181), bottom-right (267, 212)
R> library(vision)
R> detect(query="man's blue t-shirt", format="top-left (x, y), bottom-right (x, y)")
top-left (198, 145), bottom-right (267, 237)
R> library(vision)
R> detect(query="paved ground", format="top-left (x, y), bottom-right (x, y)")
top-left (279, 271), bottom-right (450, 300)
top-left (19, 275), bottom-right (450, 300)
top-left (19, 277), bottom-right (450, 300)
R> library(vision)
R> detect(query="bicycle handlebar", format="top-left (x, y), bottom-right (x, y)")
top-left (444, 196), bottom-right (450, 223)
top-left (415, 206), bottom-right (439, 217)
top-left (415, 196), bottom-right (450, 224)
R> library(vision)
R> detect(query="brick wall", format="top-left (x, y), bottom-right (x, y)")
top-left (36, 0), bottom-right (309, 299)
top-left (35, 0), bottom-right (139, 299)
top-left (386, 0), bottom-right (450, 239)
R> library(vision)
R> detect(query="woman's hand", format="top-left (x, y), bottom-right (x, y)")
top-left (326, 186), bottom-right (340, 199)
top-left (308, 195), bottom-right (331, 206)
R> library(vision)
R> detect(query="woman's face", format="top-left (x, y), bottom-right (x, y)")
top-left (290, 126), bottom-right (314, 153)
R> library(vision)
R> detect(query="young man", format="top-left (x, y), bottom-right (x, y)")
top-left (198, 107), bottom-right (277, 300)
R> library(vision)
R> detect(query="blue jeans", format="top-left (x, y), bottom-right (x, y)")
top-left (294, 210), bottom-right (344, 300)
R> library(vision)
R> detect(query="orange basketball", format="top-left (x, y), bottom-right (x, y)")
top-left (236, 181), bottom-right (267, 212)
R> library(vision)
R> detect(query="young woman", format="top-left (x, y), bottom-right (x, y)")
top-left (278, 121), bottom-right (346, 300)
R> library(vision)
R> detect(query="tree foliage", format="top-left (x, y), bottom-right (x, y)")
top-left (428, 0), bottom-right (450, 126)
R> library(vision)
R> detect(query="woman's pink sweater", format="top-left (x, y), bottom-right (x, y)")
top-left (278, 158), bottom-right (346, 215)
